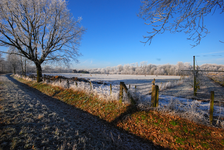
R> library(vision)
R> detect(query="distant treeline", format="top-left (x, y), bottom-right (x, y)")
top-left (72, 69), bottom-right (89, 74)
top-left (3, 55), bottom-right (224, 76)
top-left (86, 62), bottom-right (224, 76)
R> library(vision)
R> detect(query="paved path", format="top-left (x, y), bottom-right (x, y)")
top-left (0, 74), bottom-right (161, 150)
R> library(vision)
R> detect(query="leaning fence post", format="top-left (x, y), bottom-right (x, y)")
top-left (119, 82), bottom-right (123, 104)
top-left (209, 91), bottom-right (214, 125)
top-left (110, 84), bottom-right (112, 96)
top-left (120, 82), bottom-right (136, 105)
top-left (67, 79), bottom-right (69, 89)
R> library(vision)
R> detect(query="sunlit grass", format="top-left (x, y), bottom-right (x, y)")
top-left (116, 110), bottom-right (224, 149)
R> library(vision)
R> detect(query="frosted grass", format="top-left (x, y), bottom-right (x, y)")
top-left (138, 95), bottom-right (224, 127)
top-left (15, 74), bottom-right (224, 128)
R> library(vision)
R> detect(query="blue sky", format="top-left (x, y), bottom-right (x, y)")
top-left (67, 0), bottom-right (224, 69)
top-left (1, 0), bottom-right (224, 69)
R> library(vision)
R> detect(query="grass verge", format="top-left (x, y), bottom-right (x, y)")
top-left (13, 76), bottom-right (224, 150)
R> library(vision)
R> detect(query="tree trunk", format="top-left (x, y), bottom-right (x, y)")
top-left (20, 56), bottom-right (24, 75)
top-left (35, 63), bottom-right (42, 82)
top-left (24, 59), bottom-right (26, 77)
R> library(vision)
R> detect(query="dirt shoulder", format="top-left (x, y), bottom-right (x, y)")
top-left (0, 74), bottom-right (160, 150)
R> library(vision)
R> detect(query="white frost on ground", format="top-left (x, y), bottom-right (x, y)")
top-left (44, 73), bottom-right (181, 82)
top-left (25, 73), bottom-right (224, 127)
top-left (138, 95), bottom-right (224, 126)
top-left (43, 73), bottom-right (183, 95)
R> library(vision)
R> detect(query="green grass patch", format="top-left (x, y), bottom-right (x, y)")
top-left (168, 128), bottom-right (173, 133)
top-left (183, 128), bottom-right (188, 134)
top-left (221, 140), bottom-right (224, 146)
top-left (170, 120), bottom-right (178, 126)
top-left (176, 137), bottom-right (185, 145)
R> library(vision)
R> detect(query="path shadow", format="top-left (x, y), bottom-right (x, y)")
top-left (4, 74), bottom-right (168, 150)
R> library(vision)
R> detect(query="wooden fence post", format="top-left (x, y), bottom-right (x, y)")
top-left (119, 82), bottom-right (123, 104)
top-left (193, 56), bottom-right (197, 96)
top-left (194, 75), bottom-right (197, 96)
top-left (155, 85), bottom-right (159, 107)
top-left (67, 79), bottom-right (69, 89)
top-left (209, 91), bottom-right (214, 125)
top-left (110, 84), bottom-right (112, 96)
top-left (150, 78), bottom-right (155, 94)
top-left (135, 85), bottom-right (137, 93)
top-left (59, 78), bottom-right (61, 83)
top-left (75, 82), bottom-right (78, 87)
top-left (119, 82), bottom-right (136, 105)
top-left (89, 81), bottom-right (92, 91)
top-left (151, 85), bottom-right (155, 107)
top-left (129, 85), bottom-right (130, 89)
top-left (151, 79), bottom-right (159, 107)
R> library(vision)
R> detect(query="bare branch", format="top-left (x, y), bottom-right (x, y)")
top-left (138, 0), bottom-right (223, 47)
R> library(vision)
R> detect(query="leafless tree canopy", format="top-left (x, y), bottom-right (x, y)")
top-left (87, 62), bottom-right (224, 76)
top-left (138, 0), bottom-right (224, 47)
top-left (0, 0), bottom-right (85, 81)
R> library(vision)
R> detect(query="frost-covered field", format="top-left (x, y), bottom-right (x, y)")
top-left (44, 73), bottom-right (182, 95)
top-left (27, 73), bottom-right (224, 127)
top-left (44, 73), bottom-right (181, 83)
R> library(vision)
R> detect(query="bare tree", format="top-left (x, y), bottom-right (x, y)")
top-left (138, 0), bottom-right (224, 47)
top-left (19, 55), bottom-right (27, 76)
top-left (7, 51), bottom-right (20, 74)
top-left (0, 53), bottom-right (4, 73)
top-left (0, 0), bottom-right (85, 82)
